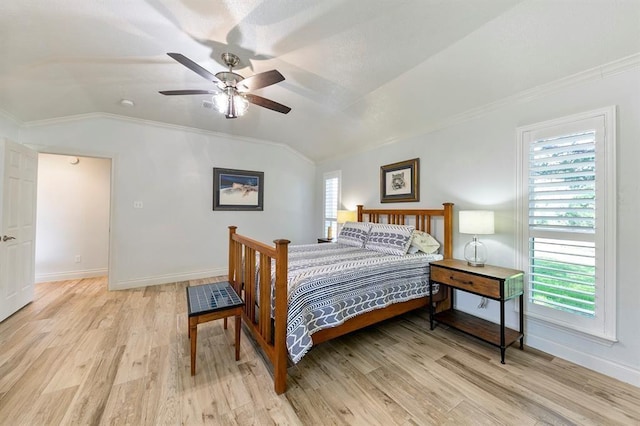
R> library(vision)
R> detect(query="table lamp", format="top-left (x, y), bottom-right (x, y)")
top-left (459, 210), bottom-right (494, 267)
top-left (336, 210), bottom-right (357, 237)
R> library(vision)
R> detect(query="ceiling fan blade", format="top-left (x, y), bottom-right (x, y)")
top-left (166, 53), bottom-right (219, 83)
top-left (244, 94), bottom-right (291, 114)
top-left (159, 90), bottom-right (216, 96)
top-left (238, 70), bottom-right (285, 91)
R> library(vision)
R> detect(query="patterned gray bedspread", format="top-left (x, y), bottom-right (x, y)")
top-left (279, 243), bottom-right (442, 363)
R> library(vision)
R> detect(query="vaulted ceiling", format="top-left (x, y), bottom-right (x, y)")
top-left (1, 1), bottom-right (639, 162)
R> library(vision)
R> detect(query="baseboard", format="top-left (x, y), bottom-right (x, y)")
top-left (109, 267), bottom-right (228, 290)
top-left (36, 268), bottom-right (108, 283)
top-left (526, 333), bottom-right (640, 388)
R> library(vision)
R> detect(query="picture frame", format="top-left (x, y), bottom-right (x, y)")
top-left (213, 167), bottom-right (264, 211)
top-left (380, 158), bottom-right (419, 203)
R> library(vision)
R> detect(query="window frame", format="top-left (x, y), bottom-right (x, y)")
top-left (516, 106), bottom-right (617, 342)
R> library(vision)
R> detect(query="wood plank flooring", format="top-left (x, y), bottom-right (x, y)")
top-left (0, 277), bottom-right (638, 425)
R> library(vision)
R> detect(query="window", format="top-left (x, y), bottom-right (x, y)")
top-left (323, 171), bottom-right (341, 239)
top-left (516, 106), bottom-right (616, 341)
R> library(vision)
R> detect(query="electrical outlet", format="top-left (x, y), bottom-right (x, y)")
top-left (133, 201), bottom-right (143, 209)
top-left (75, 255), bottom-right (82, 263)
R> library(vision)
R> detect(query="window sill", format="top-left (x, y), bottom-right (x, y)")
top-left (525, 312), bottom-right (618, 347)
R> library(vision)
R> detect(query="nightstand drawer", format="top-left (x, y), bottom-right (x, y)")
top-left (430, 267), bottom-right (500, 298)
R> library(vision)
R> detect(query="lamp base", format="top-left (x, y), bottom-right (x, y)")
top-left (464, 237), bottom-right (488, 267)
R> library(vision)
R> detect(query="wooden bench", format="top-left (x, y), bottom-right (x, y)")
top-left (186, 281), bottom-right (244, 375)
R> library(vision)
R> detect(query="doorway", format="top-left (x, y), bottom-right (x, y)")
top-left (35, 153), bottom-right (111, 283)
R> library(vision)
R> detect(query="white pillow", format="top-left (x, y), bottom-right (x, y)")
top-left (365, 223), bottom-right (415, 255)
top-left (409, 230), bottom-right (440, 254)
top-left (337, 222), bottom-right (371, 247)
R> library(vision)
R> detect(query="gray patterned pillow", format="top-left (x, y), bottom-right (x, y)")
top-left (337, 222), bottom-right (371, 247)
top-left (365, 223), bottom-right (415, 255)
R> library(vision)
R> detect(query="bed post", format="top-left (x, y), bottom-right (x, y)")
top-left (436, 203), bottom-right (454, 313)
top-left (273, 238), bottom-right (290, 395)
top-left (357, 204), bottom-right (364, 222)
top-left (228, 226), bottom-right (238, 290)
top-left (442, 203), bottom-right (453, 259)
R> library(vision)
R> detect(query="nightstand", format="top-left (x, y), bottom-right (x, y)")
top-left (317, 238), bottom-right (334, 243)
top-left (429, 258), bottom-right (524, 363)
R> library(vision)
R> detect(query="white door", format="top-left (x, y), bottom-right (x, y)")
top-left (0, 139), bottom-right (37, 322)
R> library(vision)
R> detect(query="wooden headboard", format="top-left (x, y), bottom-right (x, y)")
top-left (356, 203), bottom-right (453, 259)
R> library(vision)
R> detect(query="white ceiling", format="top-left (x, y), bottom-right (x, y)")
top-left (1, 0), bottom-right (639, 162)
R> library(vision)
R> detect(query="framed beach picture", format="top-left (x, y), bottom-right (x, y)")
top-left (213, 167), bottom-right (264, 211)
top-left (380, 158), bottom-right (419, 203)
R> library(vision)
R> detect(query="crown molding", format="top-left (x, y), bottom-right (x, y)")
top-left (0, 108), bottom-right (22, 126)
top-left (440, 52), bottom-right (640, 125)
top-left (320, 52), bottom-right (640, 165)
top-left (22, 112), bottom-right (314, 164)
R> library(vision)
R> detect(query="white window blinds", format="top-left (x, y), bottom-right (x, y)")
top-left (323, 171), bottom-right (340, 238)
top-left (529, 131), bottom-right (596, 232)
top-left (528, 131), bottom-right (596, 316)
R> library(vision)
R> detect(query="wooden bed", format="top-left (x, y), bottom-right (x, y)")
top-left (227, 203), bottom-right (453, 394)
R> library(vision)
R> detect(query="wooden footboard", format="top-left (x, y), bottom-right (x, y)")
top-left (227, 226), bottom-right (290, 394)
top-left (228, 202), bottom-right (453, 394)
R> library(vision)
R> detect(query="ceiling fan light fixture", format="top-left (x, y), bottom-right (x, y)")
top-left (213, 89), bottom-right (248, 119)
top-left (234, 94), bottom-right (248, 115)
top-left (213, 92), bottom-right (228, 113)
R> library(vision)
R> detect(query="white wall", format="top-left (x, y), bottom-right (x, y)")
top-left (20, 115), bottom-right (316, 290)
top-left (35, 153), bottom-right (111, 282)
top-left (0, 111), bottom-right (20, 142)
top-left (316, 65), bottom-right (640, 386)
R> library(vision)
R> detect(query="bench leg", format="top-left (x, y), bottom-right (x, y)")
top-left (235, 314), bottom-right (241, 361)
top-left (190, 322), bottom-right (197, 375)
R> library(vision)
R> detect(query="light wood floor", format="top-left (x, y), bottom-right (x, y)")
top-left (1, 277), bottom-right (639, 425)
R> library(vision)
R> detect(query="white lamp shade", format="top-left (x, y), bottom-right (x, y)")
top-left (459, 210), bottom-right (495, 235)
top-left (337, 210), bottom-right (357, 224)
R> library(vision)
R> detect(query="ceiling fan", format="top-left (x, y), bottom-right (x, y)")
top-left (159, 52), bottom-right (291, 119)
